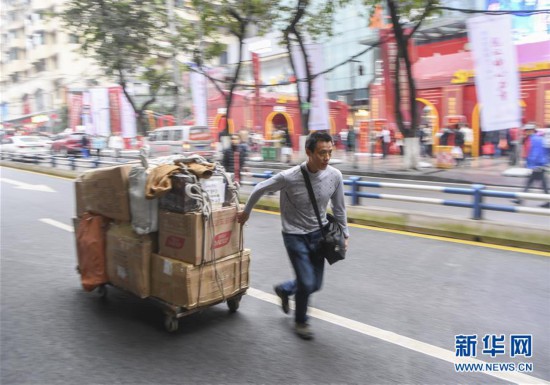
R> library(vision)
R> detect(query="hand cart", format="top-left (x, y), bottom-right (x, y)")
top-left (93, 282), bottom-right (248, 333)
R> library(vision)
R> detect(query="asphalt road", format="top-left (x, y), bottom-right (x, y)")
top-left (1, 167), bottom-right (549, 385)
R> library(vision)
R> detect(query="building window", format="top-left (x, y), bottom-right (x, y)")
top-left (10, 73), bottom-right (19, 83)
top-left (49, 55), bottom-right (58, 70)
top-left (33, 31), bottom-right (45, 46)
top-left (9, 48), bottom-right (18, 61)
top-left (35, 89), bottom-right (44, 111)
top-left (219, 51), bottom-right (228, 65)
top-left (34, 59), bottom-right (46, 72)
top-left (69, 34), bottom-right (79, 44)
top-left (31, 12), bottom-right (42, 22)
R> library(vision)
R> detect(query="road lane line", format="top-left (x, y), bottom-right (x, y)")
top-left (247, 287), bottom-right (548, 385)
top-left (40, 218), bottom-right (74, 232)
top-left (41, 218), bottom-right (547, 384)
top-left (252, 209), bottom-right (550, 257)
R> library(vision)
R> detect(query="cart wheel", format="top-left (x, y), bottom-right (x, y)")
top-left (227, 296), bottom-right (241, 313)
top-left (164, 315), bottom-right (179, 333)
top-left (96, 285), bottom-right (107, 299)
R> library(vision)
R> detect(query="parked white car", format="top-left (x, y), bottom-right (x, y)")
top-left (0, 136), bottom-right (50, 161)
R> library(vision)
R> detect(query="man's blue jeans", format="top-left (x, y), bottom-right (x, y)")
top-left (277, 229), bottom-right (325, 324)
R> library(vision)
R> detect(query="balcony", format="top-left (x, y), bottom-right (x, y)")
top-left (3, 59), bottom-right (29, 76)
top-left (27, 44), bottom-right (52, 62)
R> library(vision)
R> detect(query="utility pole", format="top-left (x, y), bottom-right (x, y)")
top-left (166, 0), bottom-right (182, 124)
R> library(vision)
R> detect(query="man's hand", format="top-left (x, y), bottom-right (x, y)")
top-left (237, 211), bottom-right (249, 225)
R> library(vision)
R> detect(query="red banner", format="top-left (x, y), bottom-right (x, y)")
top-left (379, 29), bottom-right (414, 125)
top-left (69, 93), bottom-right (83, 130)
top-left (252, 53), bottom-right (261, 99)
top-left (108, 87), bottom-right (122, 134)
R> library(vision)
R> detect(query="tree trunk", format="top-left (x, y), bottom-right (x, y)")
top-left (386, 0), bottom-right (420, 169)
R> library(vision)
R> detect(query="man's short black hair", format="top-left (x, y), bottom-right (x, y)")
top-left (305, 130), bottom-right (333, 152)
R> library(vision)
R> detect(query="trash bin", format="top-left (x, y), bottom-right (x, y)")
top-left (434, 145), bottom-right (455, 169)
top-left (261, 146), bottom-right (281, 161)
top-left (261, 147), bottom-right (276, 161)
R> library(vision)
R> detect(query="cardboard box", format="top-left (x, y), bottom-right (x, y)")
top-left (158, 205), bottom-right (241, 265)
top-left (106, 222), bottom-right (157, 298)
top-left (151, 249), bottom-right (250, 308)
top-left (75, 165), bottom-right (132, 221)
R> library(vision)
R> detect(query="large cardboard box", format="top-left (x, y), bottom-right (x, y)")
top-left (158, 205), bottom-right (241, 265)
top-left (106, 223), bottom-right (157, 298)
top-left (75, 165), bottom-right (132, 221)
top-left (151, 249), bottom-right (250, 309)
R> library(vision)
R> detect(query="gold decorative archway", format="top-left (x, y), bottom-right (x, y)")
top-left (416, 97), bottom-right (440, 142)
top-left (264, 111), bottom-right (294, 139)
top-left (213, 114), bottom-right (236, 135)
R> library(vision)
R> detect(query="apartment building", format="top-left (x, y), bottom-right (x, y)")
top-left (0, 0), bottom-right (104, 130)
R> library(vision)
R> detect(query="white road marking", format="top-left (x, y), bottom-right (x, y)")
top-left (40, 218), bottom-right (74, 232)
top-left (0, 177), bottom-right (56, 192)
top-left (41, 219), bottom-right (548, 385)
top-left (247, 288), bottom-right (549, 385)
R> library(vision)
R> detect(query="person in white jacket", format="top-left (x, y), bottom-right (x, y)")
top-left (108, 133), bottom-right (124, 160)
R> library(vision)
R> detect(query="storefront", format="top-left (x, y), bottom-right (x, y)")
top-left (206, 92), bottom-right (349, 150)
top-left (413, 40), bottom-right (550, 157)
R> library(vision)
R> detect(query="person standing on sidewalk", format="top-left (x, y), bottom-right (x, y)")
top-left (379, 126), bottom-right (391, 158)
top-left (508, 127), bottom-right (520, 165)
top-left (108, 132), bottom-right (124, 161)
top-left (513, 126), bottom-right (549, 208)
top-left (80, 134), bottom-right (90, 158)
top-left (236, 131), bottom-right (350, 340)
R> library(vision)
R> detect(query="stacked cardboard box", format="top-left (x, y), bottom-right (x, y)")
top-left (74, 164), bottom-right (249, 309)
top-left (151, 249), bottom-right (250, 309)
top-left (158, 205), bottom-right (241, 265)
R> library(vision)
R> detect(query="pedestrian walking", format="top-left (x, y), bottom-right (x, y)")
top-left (236, 131), bottom-right (350, 340)
top-left (108, 133), bottom-right (124, 161)
top-left (420, 124), bottom-right (433, 157)
top-left (379, 126), bottom-right (391, 158)
top-left (508, 127), bottom-right (520, 165)
top-left (222, 134), bottom-right (247, 181)
top-left (513, 125), bottom-right (549, 208)
top-left (80, 134), bottom-right (90, 158)
top-left (91, 135), bottom-right (106, 158)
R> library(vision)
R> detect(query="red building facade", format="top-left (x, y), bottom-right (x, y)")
top-left (205, 92), bottom-right (349, 150)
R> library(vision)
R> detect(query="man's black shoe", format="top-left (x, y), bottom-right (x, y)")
top-left (274, 286), bottom-right (290, 314)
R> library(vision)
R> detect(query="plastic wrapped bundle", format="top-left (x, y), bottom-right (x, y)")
top-left (129, 165), bottom-right (159, 235)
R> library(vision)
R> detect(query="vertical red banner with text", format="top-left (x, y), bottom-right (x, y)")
top-left (109, 87), bottom-right (122, 134)
top-left (69, 93), bottom-right (83, 131)
top-left (379, 29), bottom-right (396, 125)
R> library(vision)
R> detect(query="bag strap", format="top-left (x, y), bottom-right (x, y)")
top-left (300, 164), bottom-right (324, 232)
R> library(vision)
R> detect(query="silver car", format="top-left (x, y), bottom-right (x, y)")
top-left (0, 135), bottom-right (50, 161)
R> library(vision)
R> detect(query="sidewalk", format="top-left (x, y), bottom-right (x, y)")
top-left (249, 149), bottom-right (532, 189)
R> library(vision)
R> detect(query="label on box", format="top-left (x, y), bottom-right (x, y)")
top-left (214, 231), bottom-right (232, 248)
top-left (163, 260), bottom-right (173, 276)
top-left (165, 235), bottom-right (185, 249)
top-left (201, 177), bottom-right (225, 208)
top-left (116, 265), bottom-right (127, 279)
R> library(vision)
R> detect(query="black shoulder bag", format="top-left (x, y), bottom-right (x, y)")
top-left (300, 165), bottom-right (346, 265)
